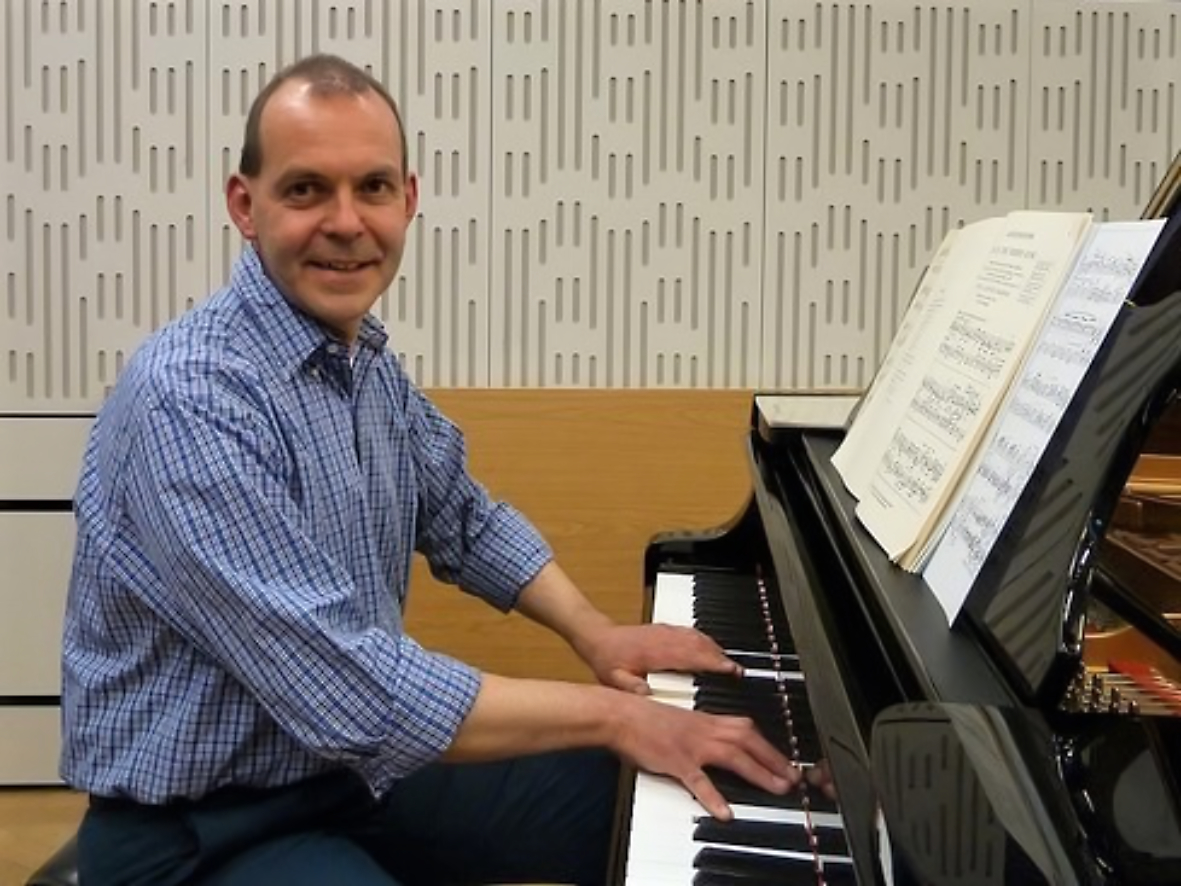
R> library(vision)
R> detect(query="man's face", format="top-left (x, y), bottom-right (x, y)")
top-left (225, 81), bottom-right (418, 342)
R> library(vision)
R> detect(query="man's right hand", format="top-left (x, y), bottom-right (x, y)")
top-left (444, 674), bottom-right (797, 820)
top-left (610, 692), bottom-right (800, 821)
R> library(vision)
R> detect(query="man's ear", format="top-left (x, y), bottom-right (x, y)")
top-left (225, 174), bottom-right (258, 241)
top-left (404, 171), bottom-right (420, 222)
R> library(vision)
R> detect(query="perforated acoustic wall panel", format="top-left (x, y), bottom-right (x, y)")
top-left (2, 1), bottom-right (208, 411)
top-left (762, 4), bottom-right (1033, 390)
top-left (2, 1), bottom-right (1180, 411)
top-left (1029, 4), bottom-right (1179, 217)
top-left (490, 2), bottom-right (766, 388)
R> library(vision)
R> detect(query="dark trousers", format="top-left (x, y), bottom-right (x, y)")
top-left (78, 750), bottom-right (620, 886)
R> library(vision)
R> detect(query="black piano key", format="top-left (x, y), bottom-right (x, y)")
top-left (693, 691), bottom-right (798, 724)
top-left (694, 601), bottom-right (786, 626)
top-left (693, 698), bottom-right (791, 734)
top-left (692, 872), bottom-right (788, 886)
top-left (693, 604), bottom-right (771, 624)
top-left (799, 788), bottom-right (840, 815)
top-left (693, 677), bottom-right (783, 697)
top-left (726, 652), bottom-right (801, 670)
top-left (702, 769), bottom-right (809, 811)
top-left (691, 688), bottom-right (824, 762)
top-left (703, 767), bottom-right (842, 816)
top-left (692, 573), bottom-right (761, 592)
top-left (693, 684), bottom-right (783, 704)
top-left (694, 682), bottom-right (817, 732)
top-left (694, 816), bottom-right (849, 856)
top-left (818, 865), bottom-right (858, 886)
top-left (700, 632), bottom-right (781, 652)
top-left (694, 702), bottom-right (794, 738)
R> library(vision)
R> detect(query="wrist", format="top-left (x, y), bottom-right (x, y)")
top-left (567, 610), bottom-right (616, 657)
top-left (589, 684), bottom-right (635, 753)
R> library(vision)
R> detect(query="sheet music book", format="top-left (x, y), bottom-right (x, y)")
top-left (923, 219), bottom-right (1166, 623)
top-left (832, 211), bottom-right (1169, 623)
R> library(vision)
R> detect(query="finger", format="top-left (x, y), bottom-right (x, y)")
top-left (684, 769), bottom-right (733, 822)
top-left (609, 669), bottom-right (652, 695)
top-left (694, 635), bottom-right (744, 676)
top-left (806, 760), bottom-right (838, 799)
top-left (703, 661), bottom-right (741, 680)
top-left (725, 719), bottom-right (797, 782)
top-left (680, 635), bottom-right (742, 676)
top-left (716, 747), bottom-right (799, 795)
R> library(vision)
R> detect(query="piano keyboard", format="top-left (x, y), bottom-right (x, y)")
top-left (623, 571), bottom-right (857, 886)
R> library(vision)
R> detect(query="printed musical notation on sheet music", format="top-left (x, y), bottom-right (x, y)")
top-left (924, 219), bottom-right (1167, 624)
top-left (910, 377), bottom-right (983, 443)
top-left (952, 433), bottom-right (1042, 570)
top-left (936, 315), bottom-right (1014, 380)
top-left (880, 431), bottom-right (945, 507)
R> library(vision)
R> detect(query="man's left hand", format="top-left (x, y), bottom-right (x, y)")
top-left (573, 623), bottom-right (741, 694)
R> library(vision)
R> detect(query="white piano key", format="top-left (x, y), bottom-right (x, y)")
top-left (625, 773), bottom-right (849, 885)
top-left (651, 572), bottom-right (696, 627)
top-left (648, 572), bottom-right (700, 697)
top-left (647, 671), bottom-right (695, 697)
top-left (729, 803), bottom-right (844, 831)
top-left (742, 667), bottom-right (806, 682)
top-left (694, 841), bottom-right (852, 865)
top-left (625, 772), bottom-right (701, 884)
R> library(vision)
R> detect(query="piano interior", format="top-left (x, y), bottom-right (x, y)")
top-left (1087, 442), bottom-right (1181, 711)
top-left (615, 203), bottom-right (1181, 884)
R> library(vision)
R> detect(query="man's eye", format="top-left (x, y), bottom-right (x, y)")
top-left (286, 182), bottom-right (317, 199)
top-left (362, 179), bottom-right (394, 195)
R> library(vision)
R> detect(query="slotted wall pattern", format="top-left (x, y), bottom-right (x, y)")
top-left (2, 1), bottom-right (1179, 409)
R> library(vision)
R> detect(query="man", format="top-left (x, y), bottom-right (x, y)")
top-left (61, 54), bottom-right (799, 885)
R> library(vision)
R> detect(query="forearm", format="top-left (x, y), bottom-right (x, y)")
top-left (442, 673), bottom-right (625, 762)
top-left (514, 561), bottom-right (615, 653)
top-left (445, 671), bottom-right (799, 823)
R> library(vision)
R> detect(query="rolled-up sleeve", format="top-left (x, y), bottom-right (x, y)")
top-left (406, 384), bottom-right (553, 611)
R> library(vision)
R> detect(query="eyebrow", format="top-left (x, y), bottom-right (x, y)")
top-left (273, 164), bottom-right (404, 190)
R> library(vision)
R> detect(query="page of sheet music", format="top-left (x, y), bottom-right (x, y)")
top-left (855, 211), bottom-right (1093, 561)
top-left (922, 219), bottom-right (1166, 624)
top-left (833, 226), bottom-right (974, 499)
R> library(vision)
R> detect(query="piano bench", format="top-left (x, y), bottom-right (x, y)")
top-left (25, 834), bottom-right (78, 886)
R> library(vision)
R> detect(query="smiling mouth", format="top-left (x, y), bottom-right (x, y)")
top-left (310, 260), bottom-right (374, 272)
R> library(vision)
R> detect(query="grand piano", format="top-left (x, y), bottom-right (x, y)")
top-left (614, 202), bottom-right (1181, 883)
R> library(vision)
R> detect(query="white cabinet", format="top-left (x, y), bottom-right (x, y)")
top-left (0, 416), bottom-right (92, 784)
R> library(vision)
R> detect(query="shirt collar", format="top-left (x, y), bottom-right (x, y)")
top-left (231, 247), bottom-right (390, 379)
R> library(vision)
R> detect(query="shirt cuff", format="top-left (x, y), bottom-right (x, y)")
top-left (462, 503), bottom-right (553, 612)
top-left (355, 638), bottom-right (482, 796)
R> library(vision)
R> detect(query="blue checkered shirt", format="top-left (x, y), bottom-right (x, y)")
top-left (61, 248), bottom-right (552, 803)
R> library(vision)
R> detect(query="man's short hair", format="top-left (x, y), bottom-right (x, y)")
top-left (238, 54), bottom-right (409, 178)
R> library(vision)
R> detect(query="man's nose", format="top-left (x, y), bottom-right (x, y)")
top-left (322, 191), bottom-right (364, 237)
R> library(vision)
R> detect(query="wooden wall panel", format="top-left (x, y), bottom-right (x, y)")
top-left (405, 388), bottom-right (754, 682)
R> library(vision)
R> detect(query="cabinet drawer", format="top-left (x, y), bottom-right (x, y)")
top-left (0, 705), bottom-right (62, 784)
top-left (0, 512), bottom-right (74, 694)
top-left (0, 416), bottom-right (92, 500)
